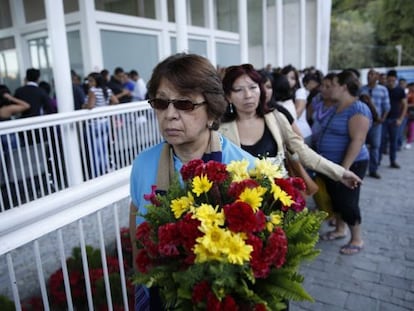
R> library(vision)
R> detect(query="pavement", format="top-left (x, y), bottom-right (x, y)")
top-left (290, 147), bottom-right (414, 311)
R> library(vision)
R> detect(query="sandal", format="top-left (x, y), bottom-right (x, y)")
top-left (340, 243), bottom-right (363, 255)
top-left (320, 231), bottom-right (346, 241)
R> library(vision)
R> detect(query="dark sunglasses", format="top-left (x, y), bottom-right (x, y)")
top-left (148, 98), bottom-right (206, 111)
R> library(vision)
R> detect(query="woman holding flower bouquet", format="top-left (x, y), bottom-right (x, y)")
top-left (219, 64), bottom-right (361, 190)
top-left (129, 54), bottom-right (256, 310)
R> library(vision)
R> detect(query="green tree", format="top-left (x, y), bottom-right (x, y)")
top-left (329, 0), bottom-right (414, 69)
top-left (374, 0), bottom-right (414, 66)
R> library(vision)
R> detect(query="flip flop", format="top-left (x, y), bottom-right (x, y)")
top-left (320, 231), bottom-right (346, 241)
top-left (340, 243), bottom-right (363, 255)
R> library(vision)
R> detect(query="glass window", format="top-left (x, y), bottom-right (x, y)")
top-left (189, 39), bottom-right (207, 57)
top-left (23, 0), bottom-right (78, 23)
top-left (0, 37), bottom-right (20, 93)
top-left (95, 0), bottom-right (156, 19)
top-left (27, 32), bottom-right (84, 89)
top-left (215, 0), bottom-right (238, 32)
top-left (247, 0), bottom-right (263, 65)
top-left (0, 0), bottom-right (12, 29)
top-left (168, 0), bottom-right (175, 22)
top-left (216, 42), bottom-right (240, 67)
top-left (101, 30), bottom-right (158, 83)
top-left (64, 0), bottom-right (79, 13)
top-left (189, 0), bottom-right (205, 27)
top-left (23, 0), bottom-right (46, 23)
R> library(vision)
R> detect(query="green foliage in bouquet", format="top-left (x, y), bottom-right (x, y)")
top-left (133, 159), bottom-right (327, 310)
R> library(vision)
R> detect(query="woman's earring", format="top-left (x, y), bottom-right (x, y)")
top-left (207, 122), bottom-right (214, 129)
top-left (229, 103), bottom-right (234, 114)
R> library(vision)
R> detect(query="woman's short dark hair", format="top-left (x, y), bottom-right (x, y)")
top-left (221, 64), bottom-right (268, 122)
top-left (147, 53), bottom-right (226, 130)
top-left (337, 70), bottom-right (361, 97)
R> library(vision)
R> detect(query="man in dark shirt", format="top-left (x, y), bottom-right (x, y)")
top-left (107, 67), bottom-right (132, 103)
top-left (71, 70), bottom-right (86, 110)
top-left (380, 70), bottom-right (407, 168)
top-left (14, 68), bottom-right (54, 117)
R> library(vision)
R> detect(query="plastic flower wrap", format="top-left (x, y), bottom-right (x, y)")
top-left (133, 158), bottom-right (327, 310)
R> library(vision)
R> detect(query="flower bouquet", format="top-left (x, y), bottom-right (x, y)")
top-left (133, 159), bottom-right (326, 310)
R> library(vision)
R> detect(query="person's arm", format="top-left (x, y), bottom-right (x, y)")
top-left (83, 90), bottom-right (96, 109)
top-left (129, 202), bottom-right (138, 270)
top-left (109, 94), bottom-right (119, 105)
top-left (397, 98), bottom-right (408, 126)
top-left (0, 93), bottom-right (30, 118)
top-left (273, 111), bottom-right (361, 188)
top-left (341, 114), bottom-right (371, 170)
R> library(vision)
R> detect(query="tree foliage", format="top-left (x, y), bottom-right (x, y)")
top-left (329, 0), bottom-right (414, 69)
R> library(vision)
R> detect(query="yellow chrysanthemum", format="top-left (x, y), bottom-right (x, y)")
top-left (193, 243), bottom-right (223, 263)
top-left (271, 183), bottom-right (294, 206)
top-left (192, 174), bottom-right (213, 197)
top-left (226, 159), bottom-right (250, 182)
top-left (194, 226), bottom-right (230, 262)
top-left (238, 186), bottom-right (267, 212)
top-left (223, 232), bottom-right (253, 265)
top-left (193, 203), bottom-right (225, 227)
top-left (266, 212), bottom-right (283, 232)
top-left (249, 158), bottom-right (284, 180)
top-left (170, 192), bottom-right (194, 219)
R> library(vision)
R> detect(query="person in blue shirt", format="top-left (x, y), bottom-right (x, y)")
top-left (317, 70), bottom-right (372, 255)
top-left (129, 53), bottom-right (256, 310)
top-left (360, 68), bottom-right (390, 179)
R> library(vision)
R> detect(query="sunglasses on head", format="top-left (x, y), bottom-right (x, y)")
top-left (148, 98), bottom-right (206, 111)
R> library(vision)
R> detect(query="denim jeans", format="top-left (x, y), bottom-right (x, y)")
top-left (380, 118), bottom-right (399, 164)
top-left (90, 118), bottom-right (109, 176)
top-left (366, 123), bottom-right (382, 173)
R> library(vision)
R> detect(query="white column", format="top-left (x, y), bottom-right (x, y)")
top-left (206, 0), bottom-right (217, 65)
top-left (174, 0), bottom-right (188, 53)
top-left (276, 0), bottom-right (283, 67)
top-left (159, 0), bottom-right (171, 59)
top-left (44, 0), bottom-right (83, 186)
top-left (300, 0), bottom-right (306, 70)
top-left (317, 0), bottom-right (332, 73)
top-left (238, 0), bottom-right (248, 63)
top-left (79, 0), bottom-right (103, 73)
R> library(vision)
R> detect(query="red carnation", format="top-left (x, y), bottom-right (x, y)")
top-left (206, 291), bottom-right (221, 311)
top-left (136, 249), bottom-right (152, 273)
top-left (198, 161), bottom-right (228, 183)
top-left (224, 201), bottom-right (257, 233)
top-left (254, 210), bottom-right (266, 232)
top-left (265, 227), bottom-right (288, 268)
top-left (177, 213), bottom-right (202, 251)
top-left (181, 159), bottom-right (204, 181)
top-left (143, 185), bottom-right (161, 206)
top-left (254, 303), bottom-right (267, 311)
top-left (158, 223), bottom-right (180, 257)
top-left (227, 179), bottom-right (259, 199)
top-left (192, 281), bottom-right (210, 303)
top-left (222, 295), bottom-right (239, 311)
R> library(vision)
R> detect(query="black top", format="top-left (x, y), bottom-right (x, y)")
top-left (241, 124), bottom-right (278, 158)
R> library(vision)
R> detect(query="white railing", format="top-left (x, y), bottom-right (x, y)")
top-left (0, 167), bottom-right (133, 310)
top-left (0, 101), bottom-right (163, 211)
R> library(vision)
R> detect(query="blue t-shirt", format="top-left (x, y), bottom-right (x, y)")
top-left (316, 100), bottom-right (372, 164)
top-left (360, 84), bottom-right (390, 117)
top-left (130, 134), bottom-right (256, 225)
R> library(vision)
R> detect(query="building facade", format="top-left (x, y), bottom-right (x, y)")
top-left (0, 0), bottom-right (331, 109)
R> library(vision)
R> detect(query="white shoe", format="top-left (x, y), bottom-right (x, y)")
top-left (405, 144), bottom-right (412, 149)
